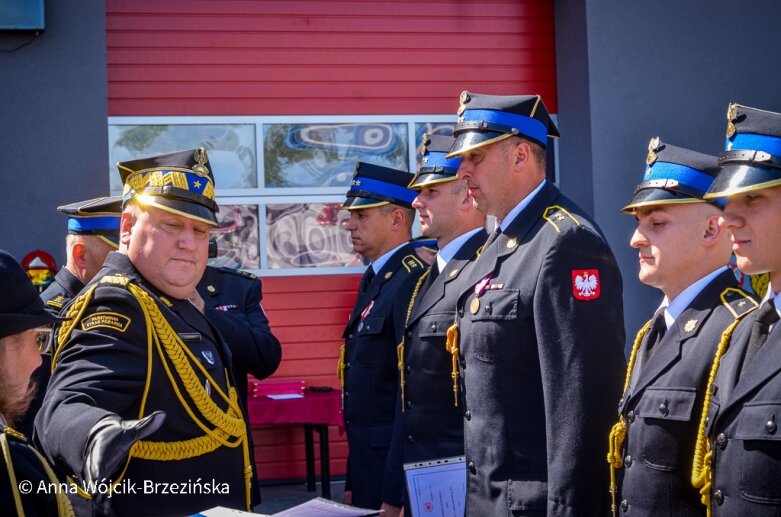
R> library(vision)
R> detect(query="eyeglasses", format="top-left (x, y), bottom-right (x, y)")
top-left (30, 326), bottom-right (54, 354)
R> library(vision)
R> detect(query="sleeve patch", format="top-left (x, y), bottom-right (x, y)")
top-left (81, 312), bottom-right (131, 333)
top-left (572, 269), bottom-right (601, 301)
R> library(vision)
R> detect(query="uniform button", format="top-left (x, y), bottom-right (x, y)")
top-left (620, 499), bottom-right (628, 512)
top-left (344, 391), bottom-right (349, 398)
top-left (627, 411), bottom-right (635, 423)
top-left (710, 384), bottom-right (718, 395)
top-left (345, 420), bottom-right (351, 427)
top-left (406, 400), bottom-right (412, 409)
top-left (458, 309), bottom-right (464, 318)
top-left (624, 455), bottom-right (632, 468)
top-left (406, 331), bottom-right (412, 339)
top-left (716, 433), bottom-right (727, 450)
top-left (659, 401), bottom-right (669, 416)
top-left (405, 365), bottom-right (411, 373)
top-left (407, 435), bottom-right (414, 443)
top-left (430, 323), bottom-right (437, 332)
top-left (485, 303), bottom-right (492, 314)
top-left (714, 489), bottom-right (724, 505)
top-left (767, 418), bottom-right (777, 434)
top-left (467, 461), bottom-right (476, 474)
top-left (345, 362), bottom-right (351, 369)
top-left (464, 410), bottom-right (471, 421)
top-left (348, 333), bottom-right (354, 339)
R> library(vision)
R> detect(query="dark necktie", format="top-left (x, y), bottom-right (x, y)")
top-left (359, 267), bottom-right (375, 294)
top-left (484, 227), bottom-right (502, 247)
top-left (639, 309), bottom-right (667, 370)
top-left (739, 299), bottom-right (780, 377)
top-left (429, 261), bottom-right (440, 282)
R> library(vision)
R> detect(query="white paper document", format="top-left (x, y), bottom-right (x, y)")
top-left (404, 456), bottom-right (466, 517)
top-left (267, 393), bottom-right (305, 400)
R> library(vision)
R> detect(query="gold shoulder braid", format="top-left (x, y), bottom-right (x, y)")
top-left (691, 288), bottom-right (758, 517)
top-left (397, 269), bottom-right (431, 412)
top-left (607, 318), bottom-right (653, 517)
top-left (54, 278), bottom-right (252, 511)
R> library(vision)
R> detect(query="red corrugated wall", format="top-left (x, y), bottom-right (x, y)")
top-left (106, 0), bottom-right (557, 481)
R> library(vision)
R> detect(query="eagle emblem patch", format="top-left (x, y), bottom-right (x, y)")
top-left (572, 270), bottom-right (601, 301)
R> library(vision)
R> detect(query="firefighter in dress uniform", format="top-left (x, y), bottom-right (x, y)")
top-left (446, 92), bottom-right (627, 516)
top-left (381, 134), bottom-right (487, 515)
top-left (35, 148), bottom-right (253, 516)
top-left (694, 104), bottom-right (781, 516)
top-left (337, 161), bottom-right (426, 513)
top-left (607, 138), bottom-right (757, 516)
top-left (18, 196), bottom-right (121, 439)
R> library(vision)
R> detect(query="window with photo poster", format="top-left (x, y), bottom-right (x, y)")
top-left (266, 203), bottom-right (364, 269)
top-left (108, 124), bottom-right (257, 191)
top-left (263, 123), bottom-right (408, 188)
top-left (208, 204), bottom-right (260, 270)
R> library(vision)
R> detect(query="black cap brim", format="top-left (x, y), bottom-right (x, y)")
top-left (705, 163), bottom-right (781, 199)
top-left (409, 172), bottom-right (459, 189)
top-left (446, 131), bottom-right (514, 159)
top-left (0, 312), bottom-right (64, 340)
top-left (134, 195), bottom-right (218, 226)
top-left (622, 188), bottom-right (707, 213)
top-left (341, 196), bottom-right (391, 210)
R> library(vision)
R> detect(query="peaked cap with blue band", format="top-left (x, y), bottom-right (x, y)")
top-left (117, 147), bottom-right (219, 226)
top-left (410, 134), bottom-right (462, 189)
top-left (705, 103), bottom-right (781, 199)
top-left (622, 138), bottom-right (722, 213)
top-left (342, 161), bottom-right (417, 210)
top-left (58, 196), bottom-right (122, 249)
top-left (446, 91), bottom-right (559, 158)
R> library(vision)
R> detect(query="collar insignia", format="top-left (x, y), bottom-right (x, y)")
top-left (646, 136), bottom-right (661, 165)
top-left (684, 319), bottom-right (698, 333)
top-left (726, 103), bottom-right (738, 138)
top-left (384, 271), bottom-right (393, 279)
top-left (207, 285), bottom-right (216, 293)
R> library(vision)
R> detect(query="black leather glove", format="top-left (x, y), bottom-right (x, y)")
top-left (83, 410), bottom-right (166, 486)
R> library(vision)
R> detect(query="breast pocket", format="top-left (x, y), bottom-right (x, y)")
top-left (468, 290), bottom-right (520, 363)
top-left (735, 402), bottom-right (781, 504)
top-left (352, 316), bottom-right (386, 367)
top-left (636, 387), bottom-right (697, 470)
top-left (415, 313), bottom-right (453, 374)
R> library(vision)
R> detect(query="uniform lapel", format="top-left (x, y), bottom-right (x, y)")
top-left (408, 229), bottom-right (488, 327)
top-left (630, 270), bottom-right (737, 399)
top-left (721, 324), bottom-right (781, 416)
top-left (344, 244), bottom-right (412, 331)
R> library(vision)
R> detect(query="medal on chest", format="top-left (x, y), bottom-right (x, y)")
top-left (470, 273), bottom-right (493, 314)
top-left (358, 300), bottom-right (374, 331)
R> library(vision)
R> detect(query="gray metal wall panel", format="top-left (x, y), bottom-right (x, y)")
top-left (0, 1), bottom-right (108, 267)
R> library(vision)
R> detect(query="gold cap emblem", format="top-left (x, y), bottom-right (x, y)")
top-left (192, 147), bottom-right (210, 177)
top-left (726, 103), bottom-right (738, 138)
top-left (646, 137), bottom-right (661, 166)
top-left (457, 90), bottom-right (470, 116)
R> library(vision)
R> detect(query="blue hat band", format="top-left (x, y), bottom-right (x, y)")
top-left (422, 152), bottom-right (461, 171)
top-left (67, 216), bottom-right (120, 233)
top-left (460, 109), bottom-right (548, 145)
top-left (644, 162), bottom-right (716, 194)
top-left (349, 177), bottom-right (417, 205)
top-left (727, 133), bottom-right (781, 156)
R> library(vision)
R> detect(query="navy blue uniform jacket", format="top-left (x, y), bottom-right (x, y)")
top-left (616, 270), bottom-right (755, 516)
top-left (36, 252), bottom-right (249, 516)
top-left (454, 182), bottom-right (627, 516)
top-left (707, 296), bottom-right (781, 516)
top-left (342, 243), bottom-right (426, 509)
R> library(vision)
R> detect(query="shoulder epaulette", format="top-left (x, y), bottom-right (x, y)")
top-left (1, 426), bottom-right (27, 443)
top-left (542, 205), bottom-right (581, 233)
top-left (99, 274), bottom-right (130, 287)
top-left (401, 254), bottom-right (425, 273)
top-left (721, 287), bottom-right (759, 319)
top-left (218, 266), bottom-right (258, 280)
top-left (46, 294), bottom-right (65, 309)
